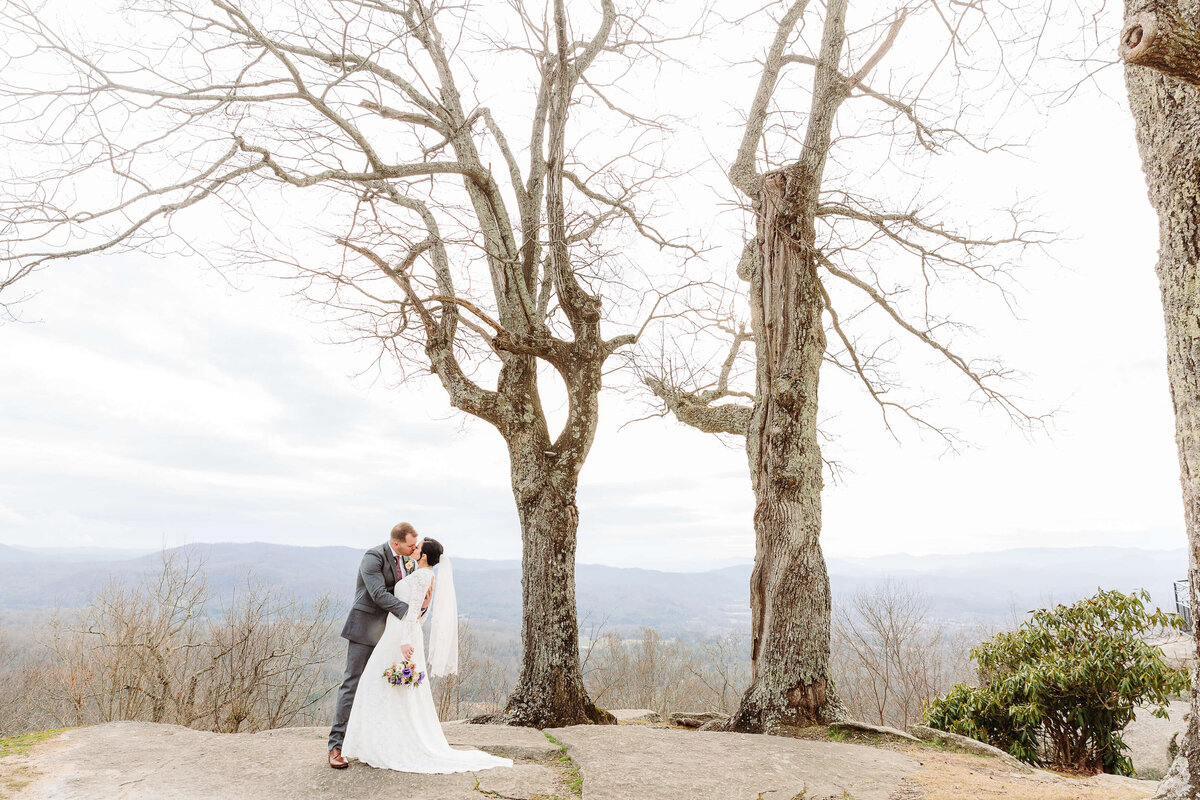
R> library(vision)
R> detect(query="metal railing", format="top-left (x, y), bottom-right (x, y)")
top-left (1175, 579), bottom-right (1192, 632)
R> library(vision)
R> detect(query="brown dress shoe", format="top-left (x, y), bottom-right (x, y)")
top-left (328, 748), bottom-right (349, 769)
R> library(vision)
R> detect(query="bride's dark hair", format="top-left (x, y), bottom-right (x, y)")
top-left (420, 538), bottom-right (444, 566)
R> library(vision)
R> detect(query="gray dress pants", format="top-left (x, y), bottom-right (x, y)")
top-left (328, 640), bottom-right (374, 751)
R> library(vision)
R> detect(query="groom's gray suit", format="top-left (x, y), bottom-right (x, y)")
top-left (328, 542), bottom-right (416, 752)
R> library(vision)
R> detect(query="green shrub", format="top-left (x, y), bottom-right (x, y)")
top-left (925, 588), bottom-right (1189, 775)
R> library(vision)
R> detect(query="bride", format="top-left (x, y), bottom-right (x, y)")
top-left (341, 538), bottom-right (512, 773)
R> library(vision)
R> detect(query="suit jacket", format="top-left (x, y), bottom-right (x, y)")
top-left (340, 542), bottom-right (417, 646)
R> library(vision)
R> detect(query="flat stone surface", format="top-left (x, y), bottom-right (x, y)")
top-left (1123, 700), bottom-right (1190, 778)
top-left (606, 709), bottom-right (659, 722)
top-left (548, 724), bottom-right (921, 800)
top-left (1148, 632), bottom-right (1193, 670)
top-left (6, 718), bottom-right (1161, 800)
top-left (442, 720), bottom-right (562, 759)
top-left (908, 749), bottom-right (1159, 800)
top-left (4, 722), bottom-right (557, 800)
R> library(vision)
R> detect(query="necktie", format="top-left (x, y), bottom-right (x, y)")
top-left (394, 554), bottom-right (403, 580)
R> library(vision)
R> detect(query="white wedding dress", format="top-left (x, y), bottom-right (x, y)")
top-left (341, 567), bottom-right (512, 773)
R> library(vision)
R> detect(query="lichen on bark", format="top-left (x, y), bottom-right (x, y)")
top-left (1123, 1), bottom-right (1200, 795)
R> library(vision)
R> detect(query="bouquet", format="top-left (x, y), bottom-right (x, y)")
top-left (383, 660), bottom-right (425, 688)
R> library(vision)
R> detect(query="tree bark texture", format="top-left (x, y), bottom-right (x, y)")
top-left (728, 172), bottom-right (842, 733)
top-left (501, 406), bottom-right (613, 727)
top-left (1124, 4), bottom-right (1200, 794)
top-left (1121, 3), bottom-right (1200, 88)
top-left (489, 267), bottom-right (614, 727)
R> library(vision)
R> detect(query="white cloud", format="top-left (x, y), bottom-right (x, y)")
top-left (0, 505), bottom-right (27, 525)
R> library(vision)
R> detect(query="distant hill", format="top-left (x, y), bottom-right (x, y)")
top-left (0, 544), bottom-right (156, 563)
top-left (0, 544), bottom-right (42, 563)
top-left (828, 546), bottom-right (1188, 623)
top-left (0, 543), bottom-right (1185, 635)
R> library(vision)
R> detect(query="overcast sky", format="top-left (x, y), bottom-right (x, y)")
top-left (0, 1), bottom-right (1186, 570)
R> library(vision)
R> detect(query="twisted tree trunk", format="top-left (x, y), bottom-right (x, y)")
top-left (727, 0), bottom-right (853, 734)
top-left (729, 170), bottom-right (842, 732)
top-left (649, 0), bottom-right (1020, 735)
top-left (1123, 2), bottom-right (1200, 795)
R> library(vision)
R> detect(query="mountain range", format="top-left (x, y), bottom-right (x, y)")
top-left (0, 542), bottom-right (1186, 635)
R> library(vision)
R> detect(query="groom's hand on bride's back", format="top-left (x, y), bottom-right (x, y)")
top-left (401, 644), bottom-right (414, 661)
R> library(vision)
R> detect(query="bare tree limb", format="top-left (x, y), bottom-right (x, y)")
top-left (729, 0), bottom-right (810, 197)
top-left (1120, 5), bottom-right (1200, 87)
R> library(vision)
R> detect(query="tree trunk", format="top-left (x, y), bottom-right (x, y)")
top-left (480, 0), bottom-right (613, 730)
top-left (482, 350), bottom-right (613, 728)
top-left (1124, 7), bottom-right (1200, 795)
top-left (501, 435), bottom-right (614, 727)
top-left (728, 170), bottom-right (845, 733)
top-left (727, 0), bottom-right (852, 733)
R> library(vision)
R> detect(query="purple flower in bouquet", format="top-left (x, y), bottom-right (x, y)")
top-left (383, 659), bottom-right (425, 688)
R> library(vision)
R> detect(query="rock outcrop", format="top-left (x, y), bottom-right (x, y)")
top-left (907, 724), bottom-right (1033, 772)
top-left (0, 717), bottom-right (1161, 800)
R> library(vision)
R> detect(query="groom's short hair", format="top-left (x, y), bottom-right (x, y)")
top-left (390, 522), bottom-right (417, 542)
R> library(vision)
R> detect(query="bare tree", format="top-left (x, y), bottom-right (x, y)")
top-left (0, 0), bottom-right (698, 726)
top-left (646, 0), bottom-right (1043, 733)
top-left (431, 620), bottom-right (513, 721)
top-left (1119, 1), bottom-right (1200, 795)
top-left (583, 627), bottom-right (749, 720)
top-left (194, 583), bottom-right (335, 733)
top-left (831, 580), bottom-right (969, 729)
top-left (43, 550), bottom-right (336, 733)
top-left (0, 621), bottom-right (51, 736)
top-left (687, 631), bottom-right (752, 715)
top-left (581, 629), bottom-right (628, 708)
top-left (45, 550), bottom-right (210, 726)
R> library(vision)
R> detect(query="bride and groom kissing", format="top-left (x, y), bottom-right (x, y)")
top-left (326, 522), bottom-right (511, 774)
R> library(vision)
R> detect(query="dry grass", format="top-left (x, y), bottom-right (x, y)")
top-left (0, 731), bottom-right (63, 760)
top-left (906, 750), bottom-right (1157, 800)
top-left (776, 725), bottom-right (1159, 800)
top-left (0, 729), bottom-right (68, 800)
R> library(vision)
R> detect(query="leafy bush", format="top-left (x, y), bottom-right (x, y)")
top-left (925, 588), bottom-right (1189, 775)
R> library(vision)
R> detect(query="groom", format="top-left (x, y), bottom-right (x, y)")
top-left (328, 522), bottom-right (419, 769)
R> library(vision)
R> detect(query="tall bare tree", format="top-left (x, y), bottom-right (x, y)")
top-left (0, 0), bottom-right (693, 726)
top-left (1119, 1), bottom-right (1200, 795)
top-left (646, 0), bottom-right (1042, 732)
top-left (831, 580), bottom-right (969, 729)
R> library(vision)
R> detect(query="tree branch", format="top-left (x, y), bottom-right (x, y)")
top-left (729, 0), bottom-right (810, 197)
top-left (843, 10), bottom-right (906, 90)
top-left (818, 253), bottom-right (1037, 425)
top-left (817, 279), bottom-right (956, 446)
top-left (336, 236), bottom-right (502, 426)
top-left (643, 376), bottom-right (752, 437)
top-left (1120, 6), bottom-right (1200, 87)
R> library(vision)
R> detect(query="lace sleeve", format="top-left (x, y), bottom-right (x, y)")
top-left (394, 571), bottom-right (432, 647)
